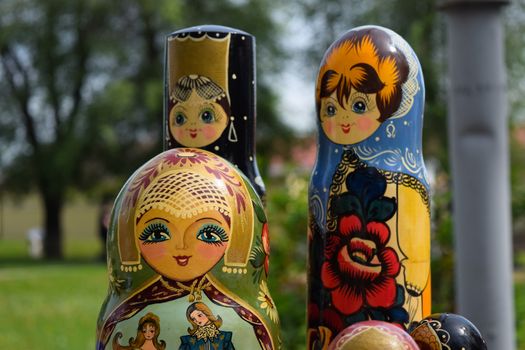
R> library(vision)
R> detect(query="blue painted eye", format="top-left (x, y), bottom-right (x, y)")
top-left (139, 223), bottom-right (171, 244)
top-left (352, 100), bottom-right (367, 114)
top-left (326, 103), bottom-right (337, 117)
top-left (196, 224), bottom-right (228, 244)
top-left (200, 109), bottom-right (215, 123)
top-left (174, 112), bottom-right (187, 126)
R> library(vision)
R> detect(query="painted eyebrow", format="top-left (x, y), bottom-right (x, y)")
top-left (202, 102), bottom-right (217, 109)
top-left (144, 217), bottom-right (170, 224)
top-left (195, 217), bottom-right (222, 223)
top-left (351, 91), bottom-right (371, 102)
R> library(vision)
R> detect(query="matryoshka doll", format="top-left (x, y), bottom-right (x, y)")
top-left (328, 321), bottom-right (419, 350)
top-left (96, 148), bottom-right (280, 350)
top-left (410, 313), bottom-right (488, 350)
top-left (164, 25), bottom-right (266, 199)
top-left (307, 25), bottom-right (431, 349)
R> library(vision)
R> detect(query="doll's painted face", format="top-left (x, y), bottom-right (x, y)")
top-left (136, 208), bottom-right (230, 282)
top-left (190, 310), bottom-right (210, 327)
top-left (320, 90), bottom-right (381, 145)
top-left (142, 323), bottom-right (156, 340)
top-left (169, 90), bottom-right (229, 147)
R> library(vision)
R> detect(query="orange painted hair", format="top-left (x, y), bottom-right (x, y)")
top-left (317, 28), bottom-right (409, 122)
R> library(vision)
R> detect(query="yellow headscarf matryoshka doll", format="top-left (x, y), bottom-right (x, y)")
top-left (96, 148), bottom-right (280, 350)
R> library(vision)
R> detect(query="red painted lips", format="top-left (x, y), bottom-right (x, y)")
top-left (174, 255), bottom-right (191, 266)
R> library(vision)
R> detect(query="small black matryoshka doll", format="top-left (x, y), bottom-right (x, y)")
top-left (164, 25), bottom-right (266, 199)
top-left (410, 313), bottom-right (488, 350)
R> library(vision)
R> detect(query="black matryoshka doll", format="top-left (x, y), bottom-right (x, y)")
top-left (307, 25), bottom-right (431, 349)
top-left (96, 148), bottom-right (280, 350)
top-left (410, 313), bottom-right (488, 350)
top-left (164, 25), bottom-right (266, 199)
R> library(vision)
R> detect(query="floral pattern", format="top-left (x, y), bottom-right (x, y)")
top-left (261, 223), bottom-right (270, 276)
top-left (321, 213), bottom-right (400, 315)
top-left (319, 167), bottom-right (408, 326)
top-left (162, 148), bottom-right (214, 167)
top-left (250, 218), bottom-right (270, 283)
top-left (257, 280), bottom-right (279, 323)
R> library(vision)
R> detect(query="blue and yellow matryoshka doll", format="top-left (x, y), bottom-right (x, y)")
top-left (96, 148), bottom-right (280, 350)
top-left (307, 25), bottom-right (431, 349)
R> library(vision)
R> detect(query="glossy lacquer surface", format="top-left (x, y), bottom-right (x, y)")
top-left (307, 25), bottom-right (431, 349)
top-left (329, 321), bottom-right (419, 350)
top-left (96, 148), bottom-right (280, 350)
top-left (163, 25), bottom-right (266, 199)
top-left (410, 313), bottom-right (488, 350)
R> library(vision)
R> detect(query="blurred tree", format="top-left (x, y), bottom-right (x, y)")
top-left (0, 0), bottom-right (287, 258)
top-left (0, 0), bottom-right (174, 258)
top-left (506, 0), bottom-right (525, 251)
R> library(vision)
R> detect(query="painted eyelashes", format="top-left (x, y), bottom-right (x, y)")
top-left (196, 224), bottom-right (228, 245)
top-left (139, 222), bottom-right (228, 245)
top-left (139, 222), bottom-right (171, 244)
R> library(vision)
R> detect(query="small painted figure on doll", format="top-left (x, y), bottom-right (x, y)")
top-left (112, 312), bottom-right (166, 350)
top-left (179, 302), bottom-right (235, 350)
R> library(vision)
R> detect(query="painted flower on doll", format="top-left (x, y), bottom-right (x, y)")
top-left (321, 167), bottom-right (407, 324)
top-left (261, 223), bottom-right (270, 276)
top-left (321, 214), bottom-right (400, 315)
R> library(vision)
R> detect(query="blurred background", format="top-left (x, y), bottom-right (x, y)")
top-left (0, 0), bottom-right (524, 348)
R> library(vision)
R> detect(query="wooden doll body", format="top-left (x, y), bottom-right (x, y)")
top-left (96, 148), bottom-right (280, 350)
top-left (307, 26), bottom-right (431, 349)
top-left (329, 321), bottom-right (419, 350)
top-left (410, 313), bottom-right (488, 349)
top-left (163, 25), bottom-right (265, 199)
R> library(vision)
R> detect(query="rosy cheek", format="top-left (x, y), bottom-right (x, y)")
top-left (140, 243), bottom-right (169, 259)
top-left (201, 125), bottom-right (218, 139)
top-left (322, 119), bottom-right (335, 135)
top-left (174, 128), bottom-right (185, 140)
top-left (197, 243), bottom-right (226, 260)
top-left (356, 116), bottom-right (374, 131)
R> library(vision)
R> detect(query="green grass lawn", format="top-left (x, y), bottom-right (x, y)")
top-left (1, 239), bottom-right (525, 349)
top-left (0, 240), bottom-right (107, 349)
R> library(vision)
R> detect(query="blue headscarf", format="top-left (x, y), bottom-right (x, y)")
top-left (310, 26), bottom-right (428, 227)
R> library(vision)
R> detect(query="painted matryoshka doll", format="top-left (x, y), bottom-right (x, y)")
top-left (96, 148), bottom-right (280, 350)
top-left (307, 25), bottom-right (431, 349)
top-left (164, 25), bottom-right (266, 199)
top-left (328, 321), bottom-right (419, 350)
top-left (410, 313), bottom-right (488, 350)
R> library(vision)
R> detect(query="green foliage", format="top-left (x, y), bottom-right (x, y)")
top-left (266, 171), bottom-right (309, 350)
top-left (517, 275), bottom-right (525, 350)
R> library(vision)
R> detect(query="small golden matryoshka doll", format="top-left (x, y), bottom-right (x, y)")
top-left (328, 321), bottom-right (419, 350)
top-left (164, 25), bottom-right (266, 199)
top-left (307, 25), bottom-right (431, 349)
top-left (96, 148), bottom-right (280, 350)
